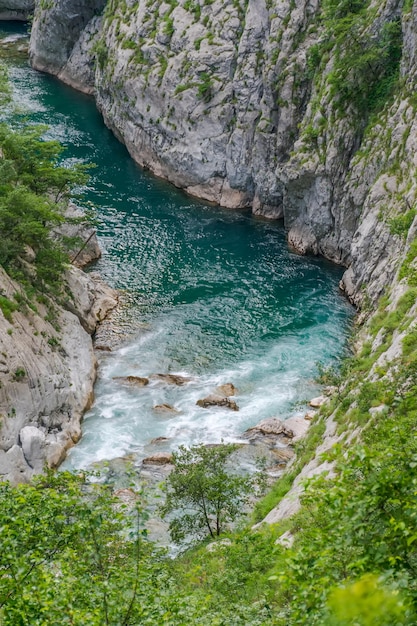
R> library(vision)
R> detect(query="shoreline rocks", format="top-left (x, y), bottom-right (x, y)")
top-left (0, 218), bottom-right (117, 483)
top-left (153, 404), bottom-right (179, 415)
top-left (142, 452), bottom-right (174, 466)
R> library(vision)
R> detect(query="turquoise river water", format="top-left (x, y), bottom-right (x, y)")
top-left (1, 23), bottom-right (353, 471)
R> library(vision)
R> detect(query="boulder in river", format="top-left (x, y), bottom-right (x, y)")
top-left (150, 436), bottom-right (170, 444)
top-left (196, 395), bottom-right (239, 411)
top-left (150, 373), bottom-right (192, 385)
top-left (113, 488), bottom-right (137, 505)
top-left (243, 418), bottom-right (285, 437)
top-left (142, 452), bottom-right (174, 466)
top-left (113, 376), bottom-right (149, 386)
top-left (153, 404), bottom-right (179, 414)
top-left (272, 447), bottom-right (295, 463)
top-left (242, 418), bottom-right (291, 445)
top-left (214, 383), bottom-right (237, 397)
top-left (304, 410), bottom-right (317, 421)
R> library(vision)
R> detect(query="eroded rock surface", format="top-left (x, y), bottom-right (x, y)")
top-left (142, 452), bottom-right (174, 466)
top-left (196, 395), bottom-right (239, 411)
top-left (0, 0), bottom-right (33, 20)
top-left (0, 265), bottom-right (117, 483)
top-left (113, 375), bottom-right (149, 387)
top-left (150, 373), bottom-right (192, 386)
top-left (152, 404), bottom-right (179, 414)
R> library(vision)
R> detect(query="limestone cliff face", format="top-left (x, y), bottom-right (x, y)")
top-left (29, 0), bottom-right (417, 307)
top-left (0, 264), bottom-right (117, 483)
top-left (29, 0), bottom-right (106, 92)
top-left (0, 0), bottom-right (33, 20)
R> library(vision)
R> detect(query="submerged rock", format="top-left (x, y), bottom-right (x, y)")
top-left (243, 418), bottom-right (286, 438)
top-left (152, 404), bottom-right (179, 414)
top-left (150, 436), bottom-right (170, 444)
top-left (283, 416), bottom-right (311, 442)
top-left (95, 344), bottom-right (112, 352)
top-left (214, 383), bottom-right (237, 397)
top-left (142, 452), bottom-right (174, 466)
top-left (196, 395), bottom-right (239, 411)
top-left (113, 376), bottom-right (149, 387)
top-left (150, 373), bottom-right (192, 386)
top-left (113, 488), bottom-right (137, 505)
top-left (243, 416), bottom-right (311, 446)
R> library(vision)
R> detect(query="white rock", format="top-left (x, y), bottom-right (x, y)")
top-left (309, 396), bottom-right (327, 408)
top-left (276, 530), bottom-right (295, 549)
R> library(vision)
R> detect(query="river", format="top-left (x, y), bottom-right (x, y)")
top-left (0, 22), bottom-right (353, 473)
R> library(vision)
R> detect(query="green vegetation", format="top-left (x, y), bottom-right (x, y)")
top-left (0, 64), bottom-right (92, 332)
top-left (0, 119), bottom-right (90, 298)
top-left (161, 443), bottom-right (263, 545)
top-left (300, 0), bottom-right (404, 157)
top-left (0, 295), bottom-right (18, 322)
top-left (0, 471), bottom-right (175, 626)
top-left (197, 71), bottom-right (214, 102)
top-left (320, 0), bottom-right (402, 117)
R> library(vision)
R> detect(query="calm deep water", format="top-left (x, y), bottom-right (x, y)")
top-left (1, 23), bottom-right (353, 469)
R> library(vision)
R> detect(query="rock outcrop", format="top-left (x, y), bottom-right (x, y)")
top-left (196, 394), bottom-right (239, 411)
top-left (113, 375), bottom-right (149, 387)
top-left (0, 263), bottom-right (117, 483)
top-left (29, 0), bottom-right (417, 308)
top-left (0, 0), bottom-right (33, 20)
top-left (29, 0), bottom-right (106, 93)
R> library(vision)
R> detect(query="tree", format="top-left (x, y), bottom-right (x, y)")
top-left (0, 64), bottom-right (10, 107)
top-left (0, 124), bottom-right (90, 201)
top-left (0, 470), bottom-right (170, 626)
top-left (0, 122), bottom-right (93, 293)
top-left (161, 443), bottom-right (264, 545)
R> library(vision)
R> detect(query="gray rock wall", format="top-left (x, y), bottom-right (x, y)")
top-left (0, 266), bottom-right (117, 483)
top-left (0, 0), bottom-right (33, 20)
top-left (29, 0), bottom-right (106, 92)
top-left (29, 0), bottom-right (417, 307)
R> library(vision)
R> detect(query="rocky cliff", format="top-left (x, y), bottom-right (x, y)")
top-left (29, 0), bottom-right (417, 309)
top-left (0, 0), bottom-right (33, 20)
top-left (0, 245), bottom-right (117, 483)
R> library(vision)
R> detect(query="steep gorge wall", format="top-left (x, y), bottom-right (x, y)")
top-left (29, 0), bottom-right (417, 308)
top-left (0, 260), bottom-right (117, 483)
top-left (0, 0), bottom-right (33, 20)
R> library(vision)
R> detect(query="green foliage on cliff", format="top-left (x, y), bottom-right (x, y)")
top-left (308, 0), bottom-right (403, 122)
top-left (0, 111), bottom-right (90, 296)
